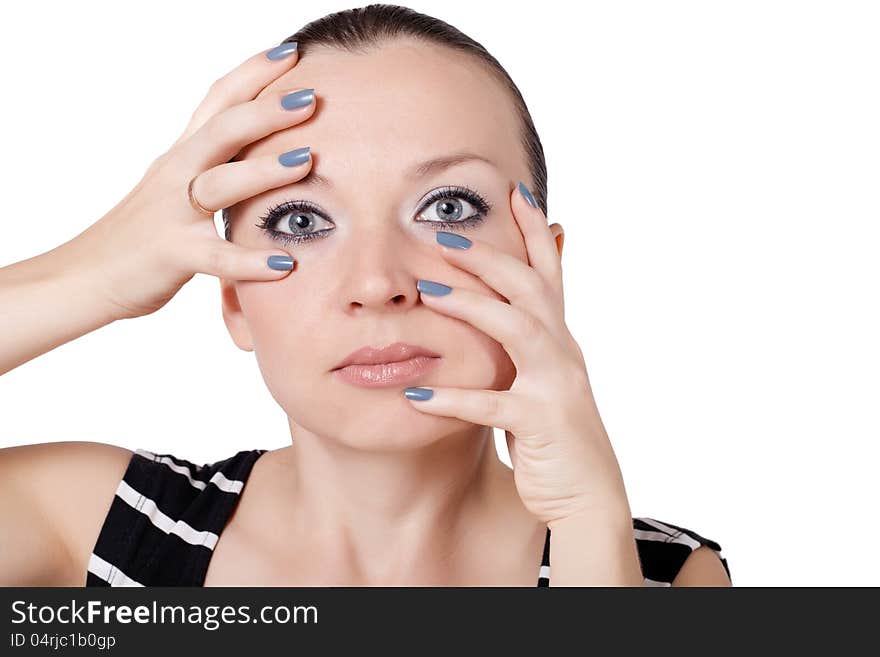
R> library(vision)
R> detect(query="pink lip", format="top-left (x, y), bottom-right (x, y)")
top-left (332, 341), bottom-right (442, 388)
top-left (332, 355), bottom-right (442, 388)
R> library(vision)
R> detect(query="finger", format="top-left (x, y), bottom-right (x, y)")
top-left (417, 281), bottom-right (558, 375)
top-left (191, 146), bottom-right (313, 213)
top-left (191, 236), bottom-right (297, 282)
top-left (172, 42), bottom-right (300, 148)
top-left (505, 430), bottom-right (518, 470)
top-left (404, 386), bottom-right (522, 434)
top-left (176, 86), bottom-right (316, 174)
top-left (435, 231), bottom-right (564, 331)
top-left (512, 182), bottom-right (564, 292)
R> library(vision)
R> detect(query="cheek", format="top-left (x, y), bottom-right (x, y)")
top-left (441, 314), bottom-right (516, 393)
top-left (480, 209), bottom-right (530, 269)
top-left (236, 280), bottom-right (317, 355)
top-left (496, 219), bottom-right (529, 264)
top-left (443, 226), bottom-right (521, 390)
top-left (470, 328), bottom-right (517, 391)
top-left (237, 281), bottom-right (328, 416)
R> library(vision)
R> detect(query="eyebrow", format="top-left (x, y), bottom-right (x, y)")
top-left (297, 151), bottom-right (496, 189)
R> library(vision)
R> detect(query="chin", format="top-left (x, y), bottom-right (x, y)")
top-left (331, 399), bottom-right (472, 452)
top-left (285, 403), bottom-right (466, 454)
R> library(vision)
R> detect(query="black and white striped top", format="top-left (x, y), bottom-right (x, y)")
top-left (86, 448), bottom-right (731, 587)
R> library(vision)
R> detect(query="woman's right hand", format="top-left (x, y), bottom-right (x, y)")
top-left (62, 42), bottom-right (315, 321)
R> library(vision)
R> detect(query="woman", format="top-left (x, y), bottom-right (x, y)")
top-left (0, 4), bottom-right (731, 587)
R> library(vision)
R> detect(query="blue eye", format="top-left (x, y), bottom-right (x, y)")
top-left (415, 185), bottom-right (492, 230)
top-left (255, 185), bottom-right (492, 246)
top-left (254, 200), bottom-right (334, 245)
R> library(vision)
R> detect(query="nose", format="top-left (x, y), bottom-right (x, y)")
top-left (337, 224), bottom-right (427, 314)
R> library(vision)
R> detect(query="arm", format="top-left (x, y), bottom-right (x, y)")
top-left (0, 238), bottom-right (120, 376)
top-left (548, 513), bottom-right (732, 586)
top-left (1, 45), bottom-right (316, 585)
top-left (1, 45), bottom-right (317, 378)
top-left (548, 508), bottom-right (644, 586)
top-left (0, 441), bottom-right (133, 586)
top-left (672, 546), bottom-right (732, 587)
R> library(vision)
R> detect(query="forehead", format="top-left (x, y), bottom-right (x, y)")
top-left (240, 39), bottom-right (522, 173)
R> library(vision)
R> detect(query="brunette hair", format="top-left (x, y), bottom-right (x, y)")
top-left (222, 3), bottom-right (547, 240)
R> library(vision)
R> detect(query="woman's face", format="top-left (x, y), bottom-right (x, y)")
top-left (222, 39), bottom-right (549, 450)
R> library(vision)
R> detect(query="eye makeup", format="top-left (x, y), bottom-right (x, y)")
top-left (254, 200), bottom-right (332, 246)
top-left (253, 184), bottom-right (493, 246)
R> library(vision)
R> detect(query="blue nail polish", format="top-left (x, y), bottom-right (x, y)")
top-left (417, 279), bottom-right (452, 296)
top-left (405, 387), bottom-right (434, 401)
top-left (281, 88), bottom-right (314, 110)
top-left (279, 146), bottom-right (311, 167)
top-left (517, 182), bottom-right (538, 209)
top-left (436, 231), bottom-right (472, 249)
top-left (266, 42), bottom-right (298, 60)
top-left (267, 255), bottom-right (294, 270)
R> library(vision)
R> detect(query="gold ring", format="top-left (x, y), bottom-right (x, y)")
top-left (187, 175), bottom-right (215, 216)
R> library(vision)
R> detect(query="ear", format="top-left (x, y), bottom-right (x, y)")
top-left (549, 223), bottom-right (565, 259)
top-left (220, 278), bottom-right (255, 352)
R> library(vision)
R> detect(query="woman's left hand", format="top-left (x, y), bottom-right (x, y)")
top-left (405, 182), bottom-right (632, 529)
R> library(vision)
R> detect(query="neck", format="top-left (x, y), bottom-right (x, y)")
top-left (262, 419), bottom-right (537, 585)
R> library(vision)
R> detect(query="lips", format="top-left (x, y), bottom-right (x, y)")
top-left (333, 342), bottom-right (441, 370)
top-left (332, 342), bottom-right (442, 388)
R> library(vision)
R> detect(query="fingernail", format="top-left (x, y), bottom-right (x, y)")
top-left (405, 387), bottom-right (434, 401)
top-left (279, 146), bottom-right (311, 167)
top-left (266, 42), bottom-right (298, 60)
top-left (267, 255), bottom-right (294, 270)
top-left (436, 231), bottom-right (472, 249)
top-left (281, 88), bottom-right (314, 110)
top-left (417, 279), bottom-right (452, 296)
top-left (517, 181), bottom-right (538, 209)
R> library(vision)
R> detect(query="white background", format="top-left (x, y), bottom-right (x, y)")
top-left (1, 0), bottom-right (877, 586)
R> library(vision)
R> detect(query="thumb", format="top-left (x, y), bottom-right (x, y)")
top-left (194, 239), bottom-right (296, 281)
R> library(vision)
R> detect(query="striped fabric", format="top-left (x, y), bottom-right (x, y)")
top-left (86, 448), bottom-right (731, 587)
top-left (86, 448), bottom-right (265, 587)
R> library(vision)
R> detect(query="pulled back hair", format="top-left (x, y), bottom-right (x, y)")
top-left (222, 3), bottom-right (547, 240)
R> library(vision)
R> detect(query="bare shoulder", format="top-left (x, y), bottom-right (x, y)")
top-left (0, 440), bottom-right (134, 585)
top-left (671, 546), bottom-right (732, 587)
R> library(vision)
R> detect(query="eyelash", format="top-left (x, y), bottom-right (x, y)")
top-left (253, 185), bottom-right (493, 246)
